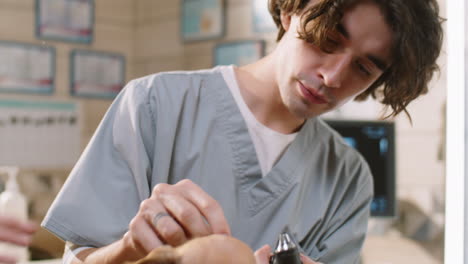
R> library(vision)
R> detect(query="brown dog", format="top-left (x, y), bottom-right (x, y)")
top-left (128, 234), bottom-right (256, 264)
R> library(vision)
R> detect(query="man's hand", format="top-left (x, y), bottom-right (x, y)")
top-left (299, 255), bottom-right (322, 264)
top-left (254, 245), bottom-right (322, 264)
top-left (254, 245), bottom-right (272, 264)
top-left (122, 179), bottom-right (231, 258)
top-left (0, 216), bottom-right (38, 264)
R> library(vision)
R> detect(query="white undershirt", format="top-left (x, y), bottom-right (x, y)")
top-left (220, 65), bottom-right (297, 177)
top-left (65, 242), bottom-right (92, 263)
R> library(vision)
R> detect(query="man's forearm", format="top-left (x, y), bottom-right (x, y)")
top-left (71, 240), bottom-right (141, 264)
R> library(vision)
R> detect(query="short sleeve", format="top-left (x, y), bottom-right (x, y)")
top-left (41, 79), bottom-right (157, 247)
top-left (309, 160), bottom-right (373, 264)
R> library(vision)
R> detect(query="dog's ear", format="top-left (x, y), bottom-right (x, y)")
top-left (127, 246), bottom-right (181, 264)
top-left (177, 235), bottom-right (256, 264)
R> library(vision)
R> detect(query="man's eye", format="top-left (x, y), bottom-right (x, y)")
top-left (326, 36), bottom-right (339, 46)
top-left (356, 62), bottom-right (371, 76)
top-left (320, 37), bottom-right (339, 53)
top-left (320, 31), bottom-right (341, 53)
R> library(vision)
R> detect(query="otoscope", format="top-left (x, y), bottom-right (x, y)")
top-left (269, 228), bottom-right (303, 264)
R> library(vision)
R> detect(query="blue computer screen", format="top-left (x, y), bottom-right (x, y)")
top-left (325, 120), bottom-right (396, 217)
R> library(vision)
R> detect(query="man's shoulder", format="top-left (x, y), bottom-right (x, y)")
top-left (313, 118), bottom-right (374, 193)
top-left (131, 67), bottom-right (226, 89)
top-left (312, 118), bottom-right (372, 177)
top-left (118, 66), bottom-right (227, 106)
top-left (314, 118), bottom-right (363, 157)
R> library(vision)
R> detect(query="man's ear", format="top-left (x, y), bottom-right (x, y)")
top-left (280, 11), bottom-right (292, 31)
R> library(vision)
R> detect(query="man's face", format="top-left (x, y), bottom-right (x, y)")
top-left (275, 0), bottom-right (393, 119)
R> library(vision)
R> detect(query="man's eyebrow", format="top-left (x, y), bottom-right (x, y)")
top-left (336, 23), bottom-right (388, 71)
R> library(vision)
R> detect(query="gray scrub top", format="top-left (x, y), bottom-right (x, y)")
top-left (42, 66), bottom-right (373, 264)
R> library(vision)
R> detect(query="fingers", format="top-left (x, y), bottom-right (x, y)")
top-left (254, 244), bottom-right (272, 264)
top-left (0, 216), bottom-right (37, 246)
top-left (153, 180), bottom-right (231, 236)
top-left (127, 214), bottom-right (164, 253)
top-left (179, 180), bottom-right (231, 235)
top-left (141, 196), bottom-right (189, 247)
top-left (0, 218), bottom-right (37, 264)
top-left (131, 196), bottom-right (189, 250)
top-left (126, 179), bottom-right (231, 256)
top-left (149, 211), bottom-right (188, 246)
top-left (0, 227), bottom-right (31, 246)
top-left (158, 193), bottom-right (211, 237)
top-left (300, 254), bottom-right (323, 264)
top-left (0, 255), bottom-right (16, 264)
top-left (0, 216), bottom-right (37, 233)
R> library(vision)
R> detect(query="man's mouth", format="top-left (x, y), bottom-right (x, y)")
top-left (298, 81), bottom-right (329, 104)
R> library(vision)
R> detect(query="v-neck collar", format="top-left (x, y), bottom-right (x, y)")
top-left (214, 67), bottom-right (319, 217)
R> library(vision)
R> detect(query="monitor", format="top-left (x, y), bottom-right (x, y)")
top-left (324, 119), bottom-right (396, 217)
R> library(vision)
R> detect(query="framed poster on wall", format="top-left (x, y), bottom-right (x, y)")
top-left (0, 41), bottom-right (55, 94)
top-left (70, 50), bottom-right (125, 99)
top-left (36, 0), bottom-right (94, 43)
top-left (0, 99), bottom-right (80, 168)
top-left (214, 40), bottom-right (265, 66)
top-left (181, 0), bottom-right (225, 42)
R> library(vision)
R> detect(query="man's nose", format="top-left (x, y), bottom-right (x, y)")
top-left (318, 52), bottom-right (352, 88)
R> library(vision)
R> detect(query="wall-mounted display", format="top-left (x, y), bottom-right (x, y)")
top-left (36, 0), bottom-right (94, 44)
top-left (70, 50), bottom-right (125, 99)
top-left (252, 0), bottom-right (276, 33)
top-left (181, 0), bottom-right (225, 42)
top-left (0, 41), bottom-right (55, 94)
top-left (214, 40), bottom-right (265, 66)
top-left (325, 120), bottom-right (396, 217)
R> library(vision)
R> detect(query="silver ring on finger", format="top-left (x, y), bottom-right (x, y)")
top-left (152, 212), bottom-right (171, 228)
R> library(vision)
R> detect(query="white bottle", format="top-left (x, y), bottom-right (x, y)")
top-left (0, 167), bottom-right (29, 263)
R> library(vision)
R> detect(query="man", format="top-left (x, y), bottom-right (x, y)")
top-left (42, 0), bottom-right (443, 263)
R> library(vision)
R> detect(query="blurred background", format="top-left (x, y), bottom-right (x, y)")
top-left (0, 0), bottom-right (447, 263)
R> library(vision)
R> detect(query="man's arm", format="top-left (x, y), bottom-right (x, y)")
top-left (71, 240), bottom-right (138, 264)
top-left (311, 176), bottom-right (373, 264)
top-left (66, 179), bottom-right (231, 264)
top-left (64, 242), bottom-right (136, 264)
top-left (41, 76), bottom-right (231, 263)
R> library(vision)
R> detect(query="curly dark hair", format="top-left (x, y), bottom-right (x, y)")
top-left (268, 0), bottom-right (444, 119)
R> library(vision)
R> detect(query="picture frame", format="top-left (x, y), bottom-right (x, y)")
top-left (36, 0), bottom-right (94, 44)
top-left (0, 41), bottom-right (55, 94)
top-left (252, 0), bottom-right (277, 33)
top-left (0, 99), bottom-right (81, 168)
top-left (213, 40), bottom-right (265, 67)
top-left (181, 0), bottom-right (225, 42)
top-left (70, 49), bottom-right (125, 99)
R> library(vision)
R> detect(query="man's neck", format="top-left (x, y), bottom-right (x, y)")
top-left (234, 55), bottom-right (305, 134)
